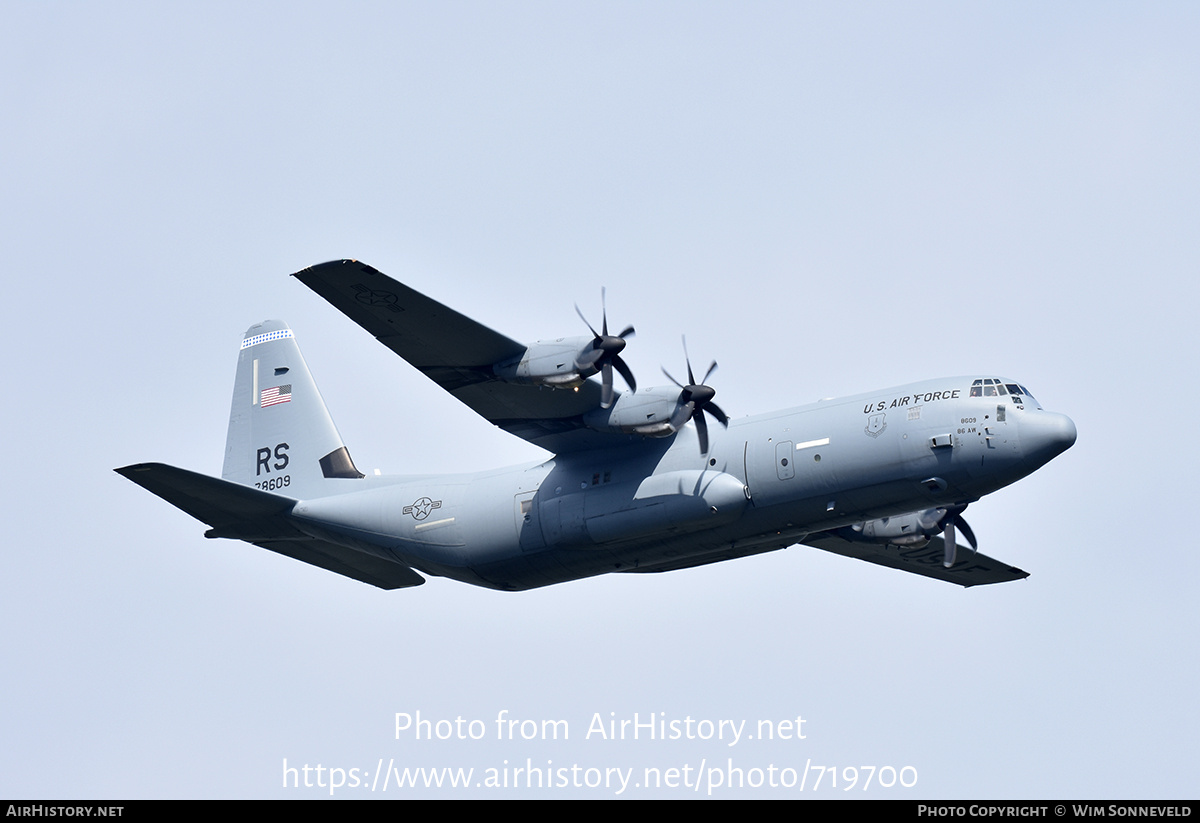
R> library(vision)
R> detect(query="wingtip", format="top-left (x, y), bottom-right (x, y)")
top-left (291, 259), bottom-right (375, 279)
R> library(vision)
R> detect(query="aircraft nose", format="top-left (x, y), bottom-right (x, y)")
top-left (1021, 410), bottom-right (1077, 467)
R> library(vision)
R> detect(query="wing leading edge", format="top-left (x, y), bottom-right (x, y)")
top-left (294, 260), bottom-right (635, 453)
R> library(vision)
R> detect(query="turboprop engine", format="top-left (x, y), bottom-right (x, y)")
top-left (583, 386), bottom-right (682, 438)
top-left (583, 338), bottom-right (729, 455)
top-left (493, 334), bottom-right (604, 387)
top-left (492, 290), bottom-right (635, 408)
top-left (835, 505), bottom-right (978, 569)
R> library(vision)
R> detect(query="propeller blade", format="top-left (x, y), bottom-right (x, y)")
top-left (954, 514), bottom-right (978, 553)
top-left (670, 400), bottom-right (695, 432)
top-left (612, 354), bottom-right (636, 395)
top-left (576, 347), bottom-right (604, 369)
top-left (600, 363), bottom-right (615, 409)
top-left (575, 303), bottom-right (600, 340)
top-left (695, 408), bottom-right (710, 455)
top-left (943, 518), bottom-right (957, 568)
top-left (681, 336), bottom-right (697, 386)
top-left (705, 401), bottom-right (729, 427)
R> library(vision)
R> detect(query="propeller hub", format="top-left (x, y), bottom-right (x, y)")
top-left (599, 336), bottom-right (626, 354)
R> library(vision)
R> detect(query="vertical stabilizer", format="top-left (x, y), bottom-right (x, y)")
top-left (222, 320), bottom-right (363, 499)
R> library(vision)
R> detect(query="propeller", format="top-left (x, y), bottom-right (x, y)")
top-left (940, 504), bottom-right (978, 568)
top-left (662, 336), bottom-right (729, 455)
top-left (575, 288), bottom-right (636, 409)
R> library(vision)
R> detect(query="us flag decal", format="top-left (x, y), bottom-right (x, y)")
top-left (261, 384), bottom-right (292, 407)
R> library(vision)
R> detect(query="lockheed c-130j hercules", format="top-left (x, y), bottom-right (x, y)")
top-left (117, 260), bottom-right (1076, 591)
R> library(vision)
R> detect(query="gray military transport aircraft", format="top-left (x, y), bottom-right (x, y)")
top-left (117, 260), bottom-right (1076, 591)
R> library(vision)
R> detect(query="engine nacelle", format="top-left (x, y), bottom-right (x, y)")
top-left (492, 336), bottom-right (596, 388)
top-left (582, 387), bottom-right (682, 437)
top-left (837, 508), bottom-right (948, 547)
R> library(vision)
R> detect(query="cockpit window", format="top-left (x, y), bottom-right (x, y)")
top-left (1007, 383), bottom-right (1037, 404)
top-left (971, 378), bottom-right (1038, 405)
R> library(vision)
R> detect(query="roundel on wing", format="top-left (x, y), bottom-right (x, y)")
top-left (355, 288), bottom-right (399, 307)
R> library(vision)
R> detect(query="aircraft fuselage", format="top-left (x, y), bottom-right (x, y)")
top-left (287, 376), bottom-right (1075, 590)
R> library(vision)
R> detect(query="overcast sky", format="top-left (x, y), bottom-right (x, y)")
top-left (3, 2), bottom-right (1197, 798)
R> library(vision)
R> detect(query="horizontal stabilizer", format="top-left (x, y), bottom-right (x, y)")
top-left (115, 463), bottom-right (424, 589)
top-left (802, 532), bottom-right (1028, 587)
top-left (240, 537), bottom-right (425, 590)
top-left (117, 462), bottom-right (296, 534)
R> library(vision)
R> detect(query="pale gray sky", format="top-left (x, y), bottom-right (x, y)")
top-left (3, 2), bottom-right (1197, 798)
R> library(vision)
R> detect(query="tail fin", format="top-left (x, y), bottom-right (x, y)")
top-left (222, 320), bottom-right (364, 499)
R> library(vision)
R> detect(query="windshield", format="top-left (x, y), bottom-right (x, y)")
top-left (969, 378), bottom-right (1038, 406)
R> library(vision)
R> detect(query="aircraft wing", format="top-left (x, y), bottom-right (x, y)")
top-left (116, 463), bottom-right (425, 590)
top-left (294, 259), bottom-right (631, 453)
top-left (800, 532), bottom-right (1029, 587)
